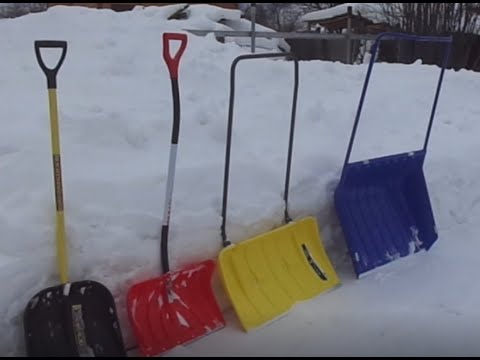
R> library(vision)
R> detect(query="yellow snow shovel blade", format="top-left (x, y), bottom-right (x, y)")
top-left (218, 216), bottom-right (340, 332)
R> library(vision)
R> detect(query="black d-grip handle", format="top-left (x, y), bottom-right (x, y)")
top-left (34, 40), bottom-right (67, 89)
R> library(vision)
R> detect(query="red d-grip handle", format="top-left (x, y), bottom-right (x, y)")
top-left (163, 33), bottom-right (187, 80)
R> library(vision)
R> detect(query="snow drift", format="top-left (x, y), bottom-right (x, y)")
top-left (1, 4), bottom-right (480, 357)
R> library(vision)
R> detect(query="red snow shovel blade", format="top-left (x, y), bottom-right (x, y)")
top-left (126, 259), bottom-right (225, 356)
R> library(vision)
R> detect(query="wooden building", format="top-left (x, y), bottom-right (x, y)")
top-left (302, 5), bottom-right (391, 35)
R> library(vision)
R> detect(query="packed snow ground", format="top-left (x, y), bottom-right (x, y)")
top-left (1, 4), bottom-right (480, 357)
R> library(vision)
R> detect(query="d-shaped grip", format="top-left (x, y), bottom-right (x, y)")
top-left (163, 33), bottom-right (187, 80)
top-left (34, 40), bottom-right (68, 89)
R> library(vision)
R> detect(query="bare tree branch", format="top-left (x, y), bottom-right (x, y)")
top-left (379, 2), bottom-right (480, 35)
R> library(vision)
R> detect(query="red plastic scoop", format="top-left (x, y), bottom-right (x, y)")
top-left (127, 260), bottom-right (224, 356)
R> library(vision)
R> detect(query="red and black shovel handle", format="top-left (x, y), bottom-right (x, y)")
top-left (160, 32), bottom-right (187, 275)
top-left (163, 32), bottom-right (187, 81)
top-left (162, 32), bottom-right (187, 146)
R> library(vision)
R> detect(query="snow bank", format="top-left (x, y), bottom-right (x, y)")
top-left (1, 4), bottom-right (480, 357)
top-left (123, 3), bottom-right (289, 52)
top-left (175, 3), bottom-right (290, 52)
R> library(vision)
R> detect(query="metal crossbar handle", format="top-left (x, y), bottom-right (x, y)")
top-left (220, 52), bottom-right (299, 247)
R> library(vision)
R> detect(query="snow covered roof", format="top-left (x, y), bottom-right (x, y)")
top-left (300, 3), bottom-right (392, 25)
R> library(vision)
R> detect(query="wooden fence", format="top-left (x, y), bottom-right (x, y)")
top-left (186, 29), bottom-right (480, 71)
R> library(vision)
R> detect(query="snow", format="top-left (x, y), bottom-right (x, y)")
top-left (134, 3), bottom-right (289, 52)
top-left (221, 18), bottom-right (291, 52)
top-left (62, 283), bottom-right (71, 296)
top-left (1, 3), bottom-right (480, 357)
top-left (176, 312), bottom-right (190, 328)
top-left (300, 3), bottom-right (392, 25)
top-left (180, 3), bottom-right (242, 23)
top-left (162, 3), bottom-right (242, 31)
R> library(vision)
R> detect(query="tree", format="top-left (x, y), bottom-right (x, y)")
top-left (379, 3), bottom-right (480, 35)
top-left (378, 3), bottom-right (480, 70)
top-left (0, 3), bottom-right (47, 19)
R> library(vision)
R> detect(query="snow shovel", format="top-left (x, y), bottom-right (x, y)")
top-left (126, 33), bottom-right (225, 357)
top-left (218, 53), bottom-right (341, 332)
top-left (23, 41), bottom-right (126, 357)
top-left (334, 32), bottom-right (453, 278)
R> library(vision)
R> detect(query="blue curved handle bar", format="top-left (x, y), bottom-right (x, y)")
top-left (340, 32), bottom-right (453, 181)
top-left (373, 32), bottom-right (452, 44)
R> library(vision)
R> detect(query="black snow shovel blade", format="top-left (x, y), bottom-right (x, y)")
top-left (24, 281), bottom-right (126, 357)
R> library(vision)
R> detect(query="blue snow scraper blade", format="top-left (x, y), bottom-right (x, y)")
top-left (335, 150), bottom-right (438, 277)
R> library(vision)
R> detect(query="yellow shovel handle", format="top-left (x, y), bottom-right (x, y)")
top-left (35, 40), bottom-right (69, 284)
top-left (49, 89), bottom-right (68, 284)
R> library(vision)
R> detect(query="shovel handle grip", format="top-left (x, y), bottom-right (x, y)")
top-left (163, 33), bottom-right (187, 80)
top-left (34, 40), bottom-right (68, 89)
